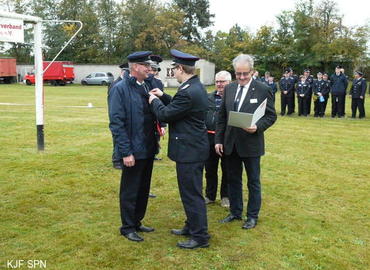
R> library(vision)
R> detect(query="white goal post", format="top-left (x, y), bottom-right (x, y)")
top-left (0, 11), bottom-right (82, 151)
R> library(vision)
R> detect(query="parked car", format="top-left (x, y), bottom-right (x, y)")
top-left (81, 72), bottom-right (114, 85)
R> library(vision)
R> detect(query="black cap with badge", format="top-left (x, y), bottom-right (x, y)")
top-left (170, 49), bottom-right (199, 67)
top-left (119, 62), bottom-right (129, 70)
top-left (127, 51), bottom-right (152, 63)
top-left (355, 71), bottom-right (363, 76)
top-left (149, 55), bottom-right (163, 71)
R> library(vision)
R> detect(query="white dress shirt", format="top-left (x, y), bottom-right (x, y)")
top-left (234, 79), bottom-right (253, 112)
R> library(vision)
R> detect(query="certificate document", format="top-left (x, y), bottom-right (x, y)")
top-left (228, 98), bottom-right (267, 128)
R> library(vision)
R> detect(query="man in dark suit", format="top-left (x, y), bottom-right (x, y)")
top-left (215, 54), bottom-right (277, 230)
top-left (149, 49), bottom-right (210, 249)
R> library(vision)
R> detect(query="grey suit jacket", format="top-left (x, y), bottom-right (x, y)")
top-left (215, 79), bottom-right (277, 157)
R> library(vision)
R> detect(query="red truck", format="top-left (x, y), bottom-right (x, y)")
top-left (0, 58), bottom-right (17, 84)
top-left (24, 61), bottom-right (75, 86)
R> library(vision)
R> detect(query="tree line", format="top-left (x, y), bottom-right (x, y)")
top-left (0, 0), bottom-right (369, 77)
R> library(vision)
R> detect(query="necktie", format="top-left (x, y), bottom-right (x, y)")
top-left (234, 86), bottom-right (244, 111)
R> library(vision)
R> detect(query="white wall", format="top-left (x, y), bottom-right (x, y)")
top-left (17, 60), bottom-right (215, 87)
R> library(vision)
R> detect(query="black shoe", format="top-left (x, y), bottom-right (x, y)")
top-left (123, 232), bottom-right (143, 242)
top-left (154, 157), bottom-right (162, 161)
top-left (242, 218), bottom-right (257, 229)
top-left (171, 228), bottom-right (190, 236)
top-left (113, 162), bottom-right (122, 169)
top-left (149, 193), bottom-right (156, 198)
top-left (136, 225), bottom-right (154, 233)
top-left (219, 214), bottom-right (242, 223)
top-left (177, 239), bottom-right (209, 249)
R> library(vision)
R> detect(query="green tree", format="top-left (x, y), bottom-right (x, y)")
top-left (172, 0), bottom-right (214, 42)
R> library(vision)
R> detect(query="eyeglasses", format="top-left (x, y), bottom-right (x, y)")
top-left (235, 71), bottom-right (252, 77)
top-left (215, 80), bottom-right (227, 84)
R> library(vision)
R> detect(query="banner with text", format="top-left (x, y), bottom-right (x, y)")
top-left (0, 18), bottom-right (24, 43)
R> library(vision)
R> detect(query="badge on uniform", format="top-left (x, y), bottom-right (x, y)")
top-left (182, 84), bottom-right (190, 90)
top-left (250, 99), bottom-right (257, 103)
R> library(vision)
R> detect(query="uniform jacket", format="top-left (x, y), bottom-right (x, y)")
top-left (279, 77), bottom-right (295, 97)
top-left (330, 73), bottom-right (348, 95)
top-left (215, 79), bottom-right (277, 157)
top-left (108, 72), bottom-right (158, 160)
top-left (350, 78), bottom-right (367, 98)
top-left (297, 81), bottom-right (311, 96)
top-left (313, 79), bottom-right (330, 96)
top-left (150, 75), bottom-right (209, 163)
top-left (205, 91), bottom-right (223, 145)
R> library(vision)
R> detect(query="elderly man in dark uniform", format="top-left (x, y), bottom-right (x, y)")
top-left (215, 54), bottom-right (277, 230)
top-left (350, 71), bottom-right (367, 118)
top-left (204, 70), bottom-right (232, 208)
top-left (149, 49), bottom-right (210, 249)
top-left (109, 51), bottom-right (159, 242)
top-left (330, 66), bottom-right (348, 118)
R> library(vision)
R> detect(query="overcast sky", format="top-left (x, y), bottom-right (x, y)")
top-left (208, 0), bottom-right (370, 33)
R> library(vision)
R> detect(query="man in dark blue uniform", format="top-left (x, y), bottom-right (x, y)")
top-left (303, 69), bottom-right (314, 115)
top-left (288, 68), bottom-right (298, 113)
top-left (279, 70), bottom-right (295, 115)
top-left (149, 49), bottom-right (210, 249)
top-left (350, 71), bottom-right (367, 118)
top-left (296, 75), bottom-right (311, 116)
top-left (313, 72), bottom-right (330, 117)
top-left (108, 62), bottom-right (129, 169)
top-left (330, 66), bottom-right (348, 118)
top-left (204, 71), bottom-right (231, 208)
top-left (109, 51), bottom-right (159, 242)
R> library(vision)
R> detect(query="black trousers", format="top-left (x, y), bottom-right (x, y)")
top-left (226, 149), bottom-right (261, 219)
top-left (314, 98), bottom-right (326, 117)
top-left (119, 158), bottom-right (154, 235)
top-left (351, 98), bottom-right (365, 118)
top-left (176, 162), bottom-right (210, 244)
top-left (331, 94), bottom-right (346, 117)
top-left (280, 94), bottom-right (294, 115)
top-left (307, 94), bottom-right (312, 115)
top-left (298, 96), bottom-right (309, 116)
top-left (205, 143), bottom-right (228, 201)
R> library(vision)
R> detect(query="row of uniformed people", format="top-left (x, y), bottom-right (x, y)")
top-left (258, 67), bottom-right (367, 118)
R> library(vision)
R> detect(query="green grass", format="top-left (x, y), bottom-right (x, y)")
top-left (0, 83), bottom-right (369, 270)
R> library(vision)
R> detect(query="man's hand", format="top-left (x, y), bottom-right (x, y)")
top-left (215, 144), bottom-right (223, 156)
top-left (243, 125), bottom-right (257, 134)
top-left (283, 91), bottom-right (287, 95)
top-left (149, 93), bottom-right (158, 104)
top-left (149, 88), bottom-right (163, 97)
top-left (360, 96), bottom-right (364, 99)
top-left (123, 155), bottom-right (135, 167)
top-left (160, 127), bottom-right (166, 137)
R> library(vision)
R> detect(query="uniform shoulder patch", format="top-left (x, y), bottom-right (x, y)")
top-left (181, 84), bottom-right (190, 90)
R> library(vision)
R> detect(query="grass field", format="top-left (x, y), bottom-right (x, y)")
top-left (0, 83), bottom-right (369, 270)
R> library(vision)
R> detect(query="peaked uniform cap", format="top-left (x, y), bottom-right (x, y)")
top-left (170, 49), bottom-right (199, 67)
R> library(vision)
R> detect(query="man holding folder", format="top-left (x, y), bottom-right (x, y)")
top-left (215, 54), bottom-right (277, 229)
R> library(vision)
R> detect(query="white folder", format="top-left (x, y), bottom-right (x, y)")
top-left (228, 98), bottom-right (267, 128)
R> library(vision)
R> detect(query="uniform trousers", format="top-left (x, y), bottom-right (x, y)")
top-left (351, 98), bottom-right (365, 118)
top-left (280, 94), bottom-right (294, 115)
top-left (331, 94), bottom-right (346, 117)
top-left (298, 96), bottom-right (309, 116)
top-left (205, 143), bottom-right (228, 201)
top-left (119, 158), bottom-right (154, 235)
top-left (226, 149), bottom-right (261, 220)
top-left (176, 162), bottom-right (210, 244)
top-left (314, 98), bottom-right (326, 117)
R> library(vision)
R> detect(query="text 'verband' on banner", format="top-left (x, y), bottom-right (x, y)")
top-left (0, 18), bottom-right (24, 43)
